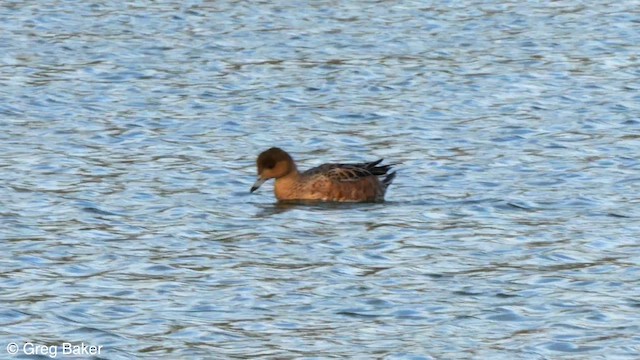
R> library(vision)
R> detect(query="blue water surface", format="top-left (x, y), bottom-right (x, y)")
top-left (1, 1), bottom-right (639, 359)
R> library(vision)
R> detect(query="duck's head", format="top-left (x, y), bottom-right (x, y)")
top-left (250, 147), bottom-right (296, 193)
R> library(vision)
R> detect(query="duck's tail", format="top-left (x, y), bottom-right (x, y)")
top-left (364, 159), bottom-right (396, 190)
top-left (364, 159), bottom-right (392, 175)
top-left (382, 170), bottom-right (396, 190)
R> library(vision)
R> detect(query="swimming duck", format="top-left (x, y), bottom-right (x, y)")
top-left (250, 147), bottom-right (396, 202)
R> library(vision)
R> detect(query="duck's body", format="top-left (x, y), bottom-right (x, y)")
top-left (251, 147), bottom-right (396, 202)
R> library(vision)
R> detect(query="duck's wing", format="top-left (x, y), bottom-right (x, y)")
top-left (303, 159), bottom-right (393, 182)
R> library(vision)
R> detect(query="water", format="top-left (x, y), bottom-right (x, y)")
top-left (1, 1), bottom-right (639, 359)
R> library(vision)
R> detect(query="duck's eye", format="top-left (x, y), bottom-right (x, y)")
top-left (264, 159), bottom-right (276, 169)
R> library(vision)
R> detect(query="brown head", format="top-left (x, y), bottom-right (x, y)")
top-left (250, 147), bottom-right (297, 193)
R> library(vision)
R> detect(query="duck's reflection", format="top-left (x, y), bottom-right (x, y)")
top-left (253, 200), bottom-right (381, 218)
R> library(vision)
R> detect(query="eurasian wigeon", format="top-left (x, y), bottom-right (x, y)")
top-left (250, 147), bottom-right (396, 202)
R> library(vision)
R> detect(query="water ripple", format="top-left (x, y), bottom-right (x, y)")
top-left (2, 0), bottom-right (639, 359)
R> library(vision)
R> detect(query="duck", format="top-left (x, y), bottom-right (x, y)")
top-left (250, 147), bottom-right (396, 202)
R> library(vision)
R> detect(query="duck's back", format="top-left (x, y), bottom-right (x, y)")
top-left (290, 159), bottom-right (395, 202)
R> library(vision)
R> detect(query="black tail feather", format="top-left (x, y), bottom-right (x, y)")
top-left (364, 159), bottom-right (395, 176)
top-left (366, 159), bottom-right (396, 189)
top-left (382, 171), bottom-right (396, 189)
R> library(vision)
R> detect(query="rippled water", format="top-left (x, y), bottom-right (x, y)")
top-left (2, 1), bottom-right (639, 359)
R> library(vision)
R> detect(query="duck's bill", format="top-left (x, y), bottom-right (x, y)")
top-left (250, 178), bottom-right (267, 193)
